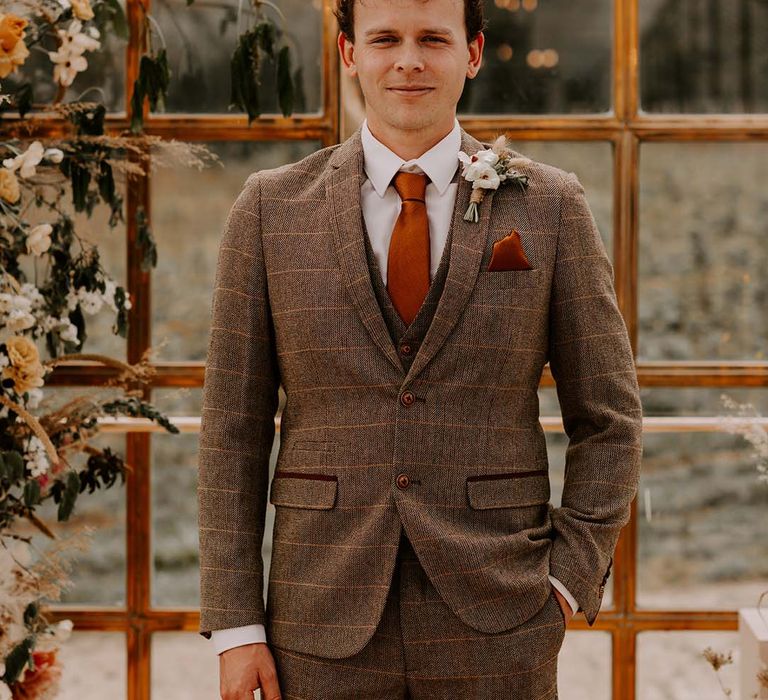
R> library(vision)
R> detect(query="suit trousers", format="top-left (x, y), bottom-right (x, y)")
top-left (270, 528), bottom-right (566, 699)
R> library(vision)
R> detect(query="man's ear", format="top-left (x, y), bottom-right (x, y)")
top-left (466, 31), bottom-right (485, 79)
top-left (338, 31), bottom-right (357, 76)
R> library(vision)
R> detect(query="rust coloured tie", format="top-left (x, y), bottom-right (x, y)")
top-left (386, 171), bottom-right (431, 326)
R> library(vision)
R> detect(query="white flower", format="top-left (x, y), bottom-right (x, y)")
top-left (79, 289), bottom-right (103, 315)
top-left (0, 680), bottom-right (11, 700)
top-left (54, 619), bottom-right (74, 641)
top-left (48, 48), bottom-right (89, 87)
top-left (44, 147), bottom-right (64, 163)
top-left (25, 435), bottom-right (50, 477)
top-left (2, 140), bottom-right (44, 178)
top-left (56, 0), bottom-right (72, 8)
top-left (470, 163), bottom-right (501, 190)
top-left (47, 20), bottom-right (100, 87)
top-left (5, 307), bottom-right (36, 332)
top-left (57, 317), bottom-right (79, 342)
top-left (26, 223), bottom-right (53, 256)
top-left (26, 387), bottom-right (43, 409)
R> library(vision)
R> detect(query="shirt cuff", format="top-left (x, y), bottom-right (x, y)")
top-left (210, 624), bottom-right (267, 655)
top-left (548, 574), bottom-right (580, 614)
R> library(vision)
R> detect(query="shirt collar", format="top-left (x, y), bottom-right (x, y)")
top-left (360, 117), bottom-right (461, 197)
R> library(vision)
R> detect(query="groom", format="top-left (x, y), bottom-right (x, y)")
top-left (197, 0), bottom-right (643, 698)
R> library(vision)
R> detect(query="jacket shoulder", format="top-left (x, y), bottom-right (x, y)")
top-left (243, 144), bottom-right (341, 201)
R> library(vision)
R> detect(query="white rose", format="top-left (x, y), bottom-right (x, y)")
top-left (0, 680), bottom-right (12, 700)
top-left (470, 163), bottom-right (501, 190)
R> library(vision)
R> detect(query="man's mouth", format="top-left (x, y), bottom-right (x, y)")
top-left (388, 87), bottom-right (434, 96)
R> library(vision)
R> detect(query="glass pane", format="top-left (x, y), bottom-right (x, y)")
top-left (150, 140), bottom-right (321, 362)
top-left (3, 4), bottom-right (127, 114)
top-left (558, 631), bottom-right (612, 700)
top-left (637, 432), bottom-right (768, 610)
top-left (150, 388), bottom-right (282, 607)
top-left (636, 631), bottom-right (740, 699)
top-left (151, 633), bottom-right (219, 698)
top-left (546, 432), bottom-right (614, 609)
top-left (16, 423), bottom-right (127, 606)
top-left (638, 142), bottom-right (768, 362)
top-left (151, 388), bottom-right (201, 607)
top-left (57, 632), bottom-right (126, 700)
top-left (504, 141), bottom-right (613, 258)
top-left (639, 0), bottom-right (768, 114)
top-left (459, 0), bottom-right (612, 114)
top-left (153, 0), bottom-right (322, 114)
top-left (641, 387), bottom-right (768, 417)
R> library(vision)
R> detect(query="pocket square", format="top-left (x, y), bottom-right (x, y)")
top-left (487, 229), bottom-right (533, 271)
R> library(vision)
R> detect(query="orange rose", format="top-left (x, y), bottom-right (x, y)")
top-left (2, 335), bottom-right (46, 393)
top-left (0, 13), bottom-right (29, 78)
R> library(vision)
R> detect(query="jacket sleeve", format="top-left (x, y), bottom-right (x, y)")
top-left (546, 171), bottom-right (644, 626)
top-left (197, 172), bottom-right (281, 639)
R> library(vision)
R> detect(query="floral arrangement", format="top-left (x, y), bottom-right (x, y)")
top-left (458, 134), bottom-right (531, 223)
top-left (0, 0), bottom-right (301, 691)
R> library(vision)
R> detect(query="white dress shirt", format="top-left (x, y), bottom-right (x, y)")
top-left (209, 118), bottom-right (580, 655)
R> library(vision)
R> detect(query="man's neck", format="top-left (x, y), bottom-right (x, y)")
top-left (365, 116), bottom-right (456, 161)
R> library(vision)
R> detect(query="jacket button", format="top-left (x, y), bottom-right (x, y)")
top-left (396, 473), bottom-right (410, 489)
top-left (400, 390), bottom-right (415, 406)
top-left (399, 343), bottom-right (412, 355)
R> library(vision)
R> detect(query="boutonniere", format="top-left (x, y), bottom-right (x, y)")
top-left (458, 135), bottom-right (530, 223)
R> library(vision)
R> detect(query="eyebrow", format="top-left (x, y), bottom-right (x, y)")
top-left (364, 27), bottom-right (454, 37)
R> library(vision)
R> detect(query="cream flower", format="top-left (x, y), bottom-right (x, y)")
top-left (0, 167), bottom-right (20, 203)
top-left (0, 13), bottom-right (30, 79)
top-left (3, 140), bottom-right (43, 178)
top-left (470, 163), bottom-right (501, 190)
top-left (3, 141), bottom-right (64, 177)
top-left (71, 0), bottom-right (94, 20)
top-left (2, 335), bottom-right (46, 393)
top-left (26, 223), bottom-right (53, 256)
top-left (47, 20), bottom-right (100, 87)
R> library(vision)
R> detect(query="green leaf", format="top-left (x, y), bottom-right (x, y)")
top-left (3, 636), bottom-right (34, 683)
top-left (57, 470), bottom-right (81, 521)
top-left (5, 451), bottom-right (24, 481)
top-left (277, 45), bottom-right (294, 117)
top-left (254, 19), bottom-right (276, 59)
top-left (23, 479), bottom-right (41, 507)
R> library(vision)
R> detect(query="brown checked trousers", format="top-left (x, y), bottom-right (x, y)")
top-left (197, 125), bottom-right (643, 698)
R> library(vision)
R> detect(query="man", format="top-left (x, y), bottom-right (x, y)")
top-left (197, 0), bottom-right (643, 697)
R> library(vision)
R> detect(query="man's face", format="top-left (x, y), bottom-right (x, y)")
top-left (339, 0), bottom-right (483, 133)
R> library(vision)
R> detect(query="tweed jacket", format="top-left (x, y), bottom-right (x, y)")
top-left (197, 124), bottom-right (644, 660)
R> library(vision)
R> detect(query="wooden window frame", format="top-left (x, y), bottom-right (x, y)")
top-left (3, 0), bottom-right (765, 697)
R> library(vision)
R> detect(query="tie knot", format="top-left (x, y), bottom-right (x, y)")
top-left (392, 171), bottom-right (429, 203)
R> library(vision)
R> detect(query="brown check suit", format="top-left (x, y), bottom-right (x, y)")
top-left (197, 125), bottom-right (643, 682)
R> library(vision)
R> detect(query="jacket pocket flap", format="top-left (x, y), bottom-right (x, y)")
top-left (466, 470), bottom-right (550, 509)
top-left (269, 471), bottom-right (338, 510)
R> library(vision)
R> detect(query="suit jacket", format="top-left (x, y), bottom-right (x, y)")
top-left (197, 124), bottom-right (644, 660)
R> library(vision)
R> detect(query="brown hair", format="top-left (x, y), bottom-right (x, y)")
top-left (333, 0), bottom-right (487, 44)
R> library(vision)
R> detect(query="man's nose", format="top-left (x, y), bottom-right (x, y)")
top-left (393, 42), bottom-right (426, 71)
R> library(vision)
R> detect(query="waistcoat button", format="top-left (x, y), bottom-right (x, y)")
top-left (400, 343), bottom-right (412, 355)
top-left (396, 473), bottom-right (410, 489)
top-left (400, 390), bottom-right (415, 406)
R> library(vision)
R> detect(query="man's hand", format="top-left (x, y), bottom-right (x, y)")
top-left (552, 587), bottom-right (574, 626)
top-left (219, 642), bottom-right (282, 700)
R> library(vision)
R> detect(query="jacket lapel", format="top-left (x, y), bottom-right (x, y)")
top-left (327, 125), bottom-right (496, 380)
